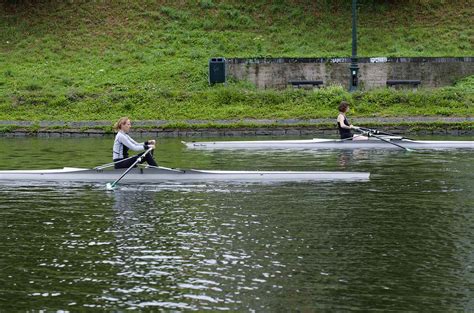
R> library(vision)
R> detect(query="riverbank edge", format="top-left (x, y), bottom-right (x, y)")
top-left (0, 117), bottom-right (473, 137)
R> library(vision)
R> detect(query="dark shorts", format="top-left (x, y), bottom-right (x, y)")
top-left (113, 151), bottom-right (157, 169)
top-left (340, 132), bottom-right (353, 140)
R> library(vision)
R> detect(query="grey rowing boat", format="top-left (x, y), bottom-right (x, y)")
top-left (183, 138), bottom-right (474, 150)
top-left (0, 166), bottom-right (370, 182)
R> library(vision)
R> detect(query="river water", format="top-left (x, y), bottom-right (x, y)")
top-left (0, 136), bottom-right (473, 311)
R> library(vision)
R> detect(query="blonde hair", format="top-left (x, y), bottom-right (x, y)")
top-left (113, 117), bottom-right (130, 132)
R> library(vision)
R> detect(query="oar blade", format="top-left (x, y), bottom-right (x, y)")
top-left (106, 182), bottom-right (117, 191)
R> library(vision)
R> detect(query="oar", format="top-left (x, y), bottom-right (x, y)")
top-left (106, 148), bottom-right (153, 190)
top-left (353, 126), bottom-right (414, 151)
top-left (357, 127), bottom-right (413, 140)
top-left (364, 132), bottom-right (413, 152)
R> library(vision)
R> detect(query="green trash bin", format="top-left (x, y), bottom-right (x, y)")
top-left (209, 57), bottom-right (226, 84)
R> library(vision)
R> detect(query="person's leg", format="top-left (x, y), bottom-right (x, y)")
top-left (353, 135), bottom-right (368, 140)
top-left (341, 134), bottom-right (353, 140)
top-left (114, 151), bottom-right (157, 168)
top-left (114, 156), bottom-right (139, 169)
top-left (131, 151), bottom-right (158, 167)
top-left (143, 153), bottom-right (158, 166)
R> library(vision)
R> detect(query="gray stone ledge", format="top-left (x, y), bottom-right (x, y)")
top-left (0, 117), bottom-right (472, 137)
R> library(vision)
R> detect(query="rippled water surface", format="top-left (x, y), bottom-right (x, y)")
top-left (1, 136), bottom-right (473, 311)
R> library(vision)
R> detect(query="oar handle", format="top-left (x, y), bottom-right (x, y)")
top-left (357, 127), bottom-right (380, 134)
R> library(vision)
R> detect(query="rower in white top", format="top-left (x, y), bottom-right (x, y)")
top-left (112, 117), bottom-right (158, 169)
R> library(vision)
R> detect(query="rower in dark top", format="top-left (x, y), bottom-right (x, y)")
top-left (112, 117), bottom-right (158, 169)
top-left (337, 101), bottom-right (367, 140)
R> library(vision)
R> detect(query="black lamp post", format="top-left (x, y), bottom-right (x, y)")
top-left (349, 0), bottom-right (359, 92)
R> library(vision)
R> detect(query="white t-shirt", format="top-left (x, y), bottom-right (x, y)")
top-left (113, 130), bottom-right (145, 159)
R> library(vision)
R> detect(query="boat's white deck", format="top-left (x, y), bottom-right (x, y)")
top-left (0, 167), bottom-right (370, 182)
top-left (184, 138), bottom-right (474, 149)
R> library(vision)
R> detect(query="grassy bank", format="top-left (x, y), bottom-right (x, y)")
top-left (0, 0), bottom-right (473, 123)
top-left (0, 82), bottom-right (472, 122)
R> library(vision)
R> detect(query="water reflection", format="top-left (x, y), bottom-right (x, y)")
top-left (100, 187), bottom-right (293, 309)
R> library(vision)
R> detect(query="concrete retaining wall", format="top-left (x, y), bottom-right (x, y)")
top-left (226, 57), bottom-right (474, 90)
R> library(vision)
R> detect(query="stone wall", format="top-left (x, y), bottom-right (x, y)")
top-left (1, 117), bottom-right (472, 137)
top-left (226, 57), bottom-right (474, 90)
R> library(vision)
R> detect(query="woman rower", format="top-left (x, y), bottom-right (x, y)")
top-left (337, 101), bottom-right (367, 140)
top-left (112, 117), bottom-right (158, 169)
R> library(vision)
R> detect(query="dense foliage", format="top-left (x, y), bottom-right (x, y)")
top-left (0, 0), bottom-right (472, 123)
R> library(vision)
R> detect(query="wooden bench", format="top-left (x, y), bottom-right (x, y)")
top-left (386, 80), bottom-right (421, 89)
top-left (288, 80), bottom-right (324, 89)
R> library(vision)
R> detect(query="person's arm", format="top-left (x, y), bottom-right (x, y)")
top-left (118, 133), bottom-right (149, 151)
top-left (337, 114), bottom-right (352, 129)
top-left (130, 136), bottom-right (156, 148)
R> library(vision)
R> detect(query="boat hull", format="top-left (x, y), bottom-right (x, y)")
top-left (0, 167), bottom-right (370, 182)
top-left (183, 138), bottom-right (474, 150)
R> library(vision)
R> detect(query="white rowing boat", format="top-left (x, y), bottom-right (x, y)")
top-left (183, 137), bottom-right (474, 150)
top-left (0, 166), bottom-right (370, 182)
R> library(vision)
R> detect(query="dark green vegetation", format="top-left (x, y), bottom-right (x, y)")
top-left (0, 1), bottom-right (472, 125)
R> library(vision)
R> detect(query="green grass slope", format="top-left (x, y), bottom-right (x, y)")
top-left (0, 0), bottom-right (472, 122)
